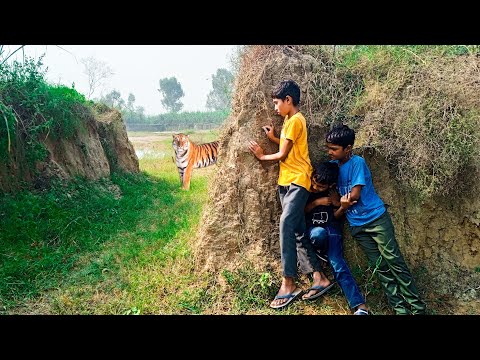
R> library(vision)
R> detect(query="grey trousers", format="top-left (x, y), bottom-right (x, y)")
top-left (278, 184), bottom-right (322, 278)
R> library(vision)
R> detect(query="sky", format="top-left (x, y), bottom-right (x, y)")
top-left (4, 45), bottom-right (238, 115)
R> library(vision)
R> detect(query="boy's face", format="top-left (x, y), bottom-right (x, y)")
top-left (272, 97), bottom-right (291, 117)
top-left (326, 142), bottom-right (351, 162)
top-left (311, 174), bottom-right (334, 192)
top-left (311, 180), bottom-right (330, 193)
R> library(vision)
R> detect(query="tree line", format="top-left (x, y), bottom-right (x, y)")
top-left (80, 56), bottom-right (235, 130)
top-left (97, 81), bottom-right (231, 130)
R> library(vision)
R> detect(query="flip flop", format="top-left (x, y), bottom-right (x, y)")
top-left (270, 288), bottom-right (303, 309)
top-left (302, 282), bottom-right (336, 301)
top-left (354, 308), bottom-right (369, 315)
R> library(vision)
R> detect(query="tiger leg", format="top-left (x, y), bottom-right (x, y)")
top-left (182, 163), bottom-right (194, 190)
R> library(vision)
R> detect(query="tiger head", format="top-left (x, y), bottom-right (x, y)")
top-left (172, 133), bottom-right (190, 152)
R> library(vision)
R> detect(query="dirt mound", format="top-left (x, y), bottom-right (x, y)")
top-left (194, 45), bottom-right (480, 313)
top-left (194, 46), bottom-right (332, 275)
top-left (0, 106), bottom-right (138, 191)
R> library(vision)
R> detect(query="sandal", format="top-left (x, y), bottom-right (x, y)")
top-left (353, 308), bottom-right (369, 315)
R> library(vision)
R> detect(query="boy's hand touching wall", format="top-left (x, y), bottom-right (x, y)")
top-left (248, 141), bottom-right (265, 160)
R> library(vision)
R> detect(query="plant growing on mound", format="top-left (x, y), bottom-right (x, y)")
top-left (303, 45), bottom-right (480, 199)
top-left (0, 56), bottom-right (93, 166)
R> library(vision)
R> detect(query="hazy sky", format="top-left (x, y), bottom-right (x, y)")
top-left (5, 45), bottom-right (238, 115)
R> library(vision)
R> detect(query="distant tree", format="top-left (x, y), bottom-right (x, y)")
top-left (127, 93), bottom-right (136, 112)
top-left (81, 56), bottom-right (114, 99)
top-left (128, 105), bottom-right (146, 124)
top-left (135, 105), bottom-right (145, 117)
top-left (157, 77), bottom-right (184, 113)
top-left (100, 89), bottom-right (125, 110)
top-left (206, 68), bottom-right (234, 111)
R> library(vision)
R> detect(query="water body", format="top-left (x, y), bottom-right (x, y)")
top-left (135, 149), bottom-right (167, 159)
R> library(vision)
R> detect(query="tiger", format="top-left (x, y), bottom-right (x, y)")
top-left (172, 133), bottom-right (219, 190)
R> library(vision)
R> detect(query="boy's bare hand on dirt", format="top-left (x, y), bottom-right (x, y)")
top-left (262, 125), bottom-right (274, 139)
top-left (248, 140), bottom-right (265, 160)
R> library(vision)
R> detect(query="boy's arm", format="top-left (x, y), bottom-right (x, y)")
top-left (262, 125), bottom-right (280, 145)
top-left (249, 139), bottom-right (293, 161)
top-left (305, 197), bottom-right (331, 213)
top-left (329, 188), bottom-right (341, 208)
top-left (348, 185), bottom-right (362, 201)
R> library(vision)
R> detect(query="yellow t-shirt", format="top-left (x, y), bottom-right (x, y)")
top-left (277, 112), bottom-right (313, 190)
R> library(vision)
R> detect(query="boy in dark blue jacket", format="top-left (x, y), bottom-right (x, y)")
top-left (299, 161), bottom-right (369, 315)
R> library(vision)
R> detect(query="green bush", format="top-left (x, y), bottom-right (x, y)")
top-left (0, 56), bottom-right (92, 164)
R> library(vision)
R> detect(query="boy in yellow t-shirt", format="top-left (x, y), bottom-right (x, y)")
top-left (249, 79), bottom-right (331, 309)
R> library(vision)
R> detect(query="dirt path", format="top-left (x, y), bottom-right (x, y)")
top-left (128, 132), bottom-right (173, 146)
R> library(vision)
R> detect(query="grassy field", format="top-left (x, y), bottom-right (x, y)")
top-left (0, 130), bottom-right (219, 314)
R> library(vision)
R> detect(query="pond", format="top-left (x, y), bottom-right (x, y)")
top-left (135, 149), bottom-right (167, 159)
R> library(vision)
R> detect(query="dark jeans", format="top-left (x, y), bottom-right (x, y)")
top-left (350, 211), bottom-right (426, 315)
top-left (278, 184), bottom-right (320, 278)
top-left (299, 225), bottom-right (366, 309)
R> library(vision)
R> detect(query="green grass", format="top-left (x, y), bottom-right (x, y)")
top-left (334, 45), bottom-right (480, 69)
top-left (0, 172), bottom-right (208, 313)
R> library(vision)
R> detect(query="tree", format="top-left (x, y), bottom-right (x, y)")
top-left (0, 45), bottom-right (26, 65)
top-left (127, 93), bottom-right (136, 112)
top-left (81, 56), bottom-right (114, 99)
top-left (157, 77), bottom-right (184, 113)
top-left (99, 89), bottom-right (125, 110)
top-left (206, 68), bottom-right (234, 111)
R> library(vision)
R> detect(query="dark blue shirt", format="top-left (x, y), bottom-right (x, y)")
top-left (305, 191), bottom-right (342, 230)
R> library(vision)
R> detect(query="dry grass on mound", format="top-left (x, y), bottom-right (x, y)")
top-left (354, 51), bottom-right (480, 198)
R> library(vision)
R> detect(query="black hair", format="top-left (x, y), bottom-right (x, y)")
top-left (271, 79), bottom-right (300, 106)
top-left (313, 161), bottom-right (339, 185)
top-left (325, 124), bottom-right (355, 149)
